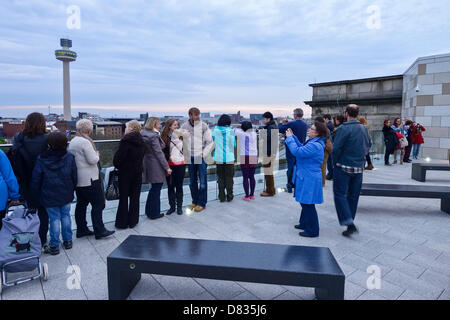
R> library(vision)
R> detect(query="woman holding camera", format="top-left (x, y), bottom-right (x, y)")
top-left (285, 121), bottom-right (327, 238)
top-left (411, 122), bottom-right (426, 160)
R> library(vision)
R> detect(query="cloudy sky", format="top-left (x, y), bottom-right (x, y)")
top-left (0, 0), bottom-right (449, 118)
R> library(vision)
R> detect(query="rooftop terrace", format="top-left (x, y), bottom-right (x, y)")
top-left (1, 161), bottom-right (449, 300)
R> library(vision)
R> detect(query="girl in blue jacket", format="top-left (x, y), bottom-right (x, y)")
top-left (0, 150), bottom-right (20, 229)
top-left (285, 122), bottom-right (328, 238)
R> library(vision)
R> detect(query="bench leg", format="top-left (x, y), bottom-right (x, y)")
top-left (411, 166), bottom-right (426, 182)
top-left (107, 266), bottom-right (141, 300)
top-left (314, 281), bottom-right (345, 300)
top-left (441, 199), bottom-right (450, 214)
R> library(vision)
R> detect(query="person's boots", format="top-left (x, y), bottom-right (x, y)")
top-left (176, 192), bottom-right (183, 215)
top-left (166, 207), bottom-right (175, 215)
top-left (365, 164), bottom-right (374, 170)
top-left (261, 175), bottom-right (275, 197)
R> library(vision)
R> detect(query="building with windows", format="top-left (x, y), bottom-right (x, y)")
top-left (93, 121), bottom-right (123, 139)
top-left (402, 53), bottom-right (450, 160)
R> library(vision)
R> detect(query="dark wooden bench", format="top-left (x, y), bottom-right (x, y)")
top-left (412, 163), bottom-right (450, 182)
top-left (107, 235), bottom-right (345, 300)
top-left (360, 184), bottom-right (450, 214)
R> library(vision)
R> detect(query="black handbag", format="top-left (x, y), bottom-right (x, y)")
top-left (105, 169), bottom-right (120, 201)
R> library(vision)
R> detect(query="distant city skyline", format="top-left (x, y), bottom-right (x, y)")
top-left (0, 104), bottom-right (312, 119)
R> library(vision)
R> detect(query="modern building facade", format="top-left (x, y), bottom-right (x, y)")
top-left (403, 53), bottom-right (450, 160)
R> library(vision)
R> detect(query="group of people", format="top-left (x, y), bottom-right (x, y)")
top-left (0, 113), bottom-right (116, 256)
top-left (113, 108), bottom-right (281, 230)
top-left (279, 105), bottom-right (371, 238)
top-left (2, 103), bottom-right (411, 255)
top-left (383, 118), bottom-right (426, 165)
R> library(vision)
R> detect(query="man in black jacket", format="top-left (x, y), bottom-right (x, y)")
top-left (260, 112), bottom-right (279, 197)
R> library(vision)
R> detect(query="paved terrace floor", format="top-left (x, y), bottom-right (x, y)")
top-left (1, 161), bottom-right (449, 300)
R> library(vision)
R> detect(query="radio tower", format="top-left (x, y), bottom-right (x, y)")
top-left (55, 39), bottom-right (77, 121)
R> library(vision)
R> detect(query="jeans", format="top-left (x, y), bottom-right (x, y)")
top-left (333, 167), bottom-right (363, 226)
top-left (188, 158), bottom-right (208, 207)
top-left (146, 183), bottom-right (163, 218)
top-left (75, 179), bottom-right (107, 236)
top-left (286, 154), bottom-right (295, 192)
top-left (241, 166), bottom-right (256, 197)
top-left (46, 204), bottom-right (72, 248)
top-left (413, 144), bottom-right (421, 158)
top-left (167, 165), bottom-right (186, 209)
top-left (299, 203), bottom-right (319, 237)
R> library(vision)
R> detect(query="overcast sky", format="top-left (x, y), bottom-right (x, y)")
top-left (0, 0), bottom-right (449, 118)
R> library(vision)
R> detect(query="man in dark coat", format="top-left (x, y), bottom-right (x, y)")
top-left (278, 108), bottom-right (307, 193)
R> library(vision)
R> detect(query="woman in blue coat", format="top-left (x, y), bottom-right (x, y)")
top-left (285, 121), bottom-right (328, 238)
top-left (0, 149), bottom-right (20, 229)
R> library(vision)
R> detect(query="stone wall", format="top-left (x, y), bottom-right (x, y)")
top-left (403, 54), bottom-right (450, 160)
top-left (306, 76), bottom-right (403, 155)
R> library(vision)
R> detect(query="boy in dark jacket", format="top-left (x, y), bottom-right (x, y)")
top-left (32, 132), bottom-right (77, 255)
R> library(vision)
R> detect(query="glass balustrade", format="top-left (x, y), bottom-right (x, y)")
top-left (0, 133), bottom-right (387, 227)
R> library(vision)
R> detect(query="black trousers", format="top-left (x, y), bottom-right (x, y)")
top-left (37, 207), bottom-right (49, 245)
top-left (26, 204), bottom-right (48, 246)
top-left (167, 165), bottom-right (186, 209)
top-left (365, 154), bottom-right (372, 166)
top-left (115, 172), bottom-right (142, 229)
top-left (384, 150), bottom-right (391, 165)
top-left (216, 164), bottom-right (235, 202)
top-left (404, 144), bottom-right (412, 161)
top-left (0, 210), bottom-right (5, 231)
top-left (75, 179), bottom-right (107, 235)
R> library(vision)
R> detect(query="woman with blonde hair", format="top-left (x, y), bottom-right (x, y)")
top-left (68, 119), bottom-right (115, 239)
top-left (359, 117), bottom-right (374, 170)
top-left (161, 119), bottom-right (189, 215)
top-left (113, 120), bottom-right (145, 228)
top-left (142, 117), bottom-right (172, 220)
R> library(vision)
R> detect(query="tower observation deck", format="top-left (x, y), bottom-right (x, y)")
top-left (55, 39), bottom-right (77, 121)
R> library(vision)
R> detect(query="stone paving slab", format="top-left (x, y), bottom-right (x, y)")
top-left (1, 161), bottom-right (449, 300)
